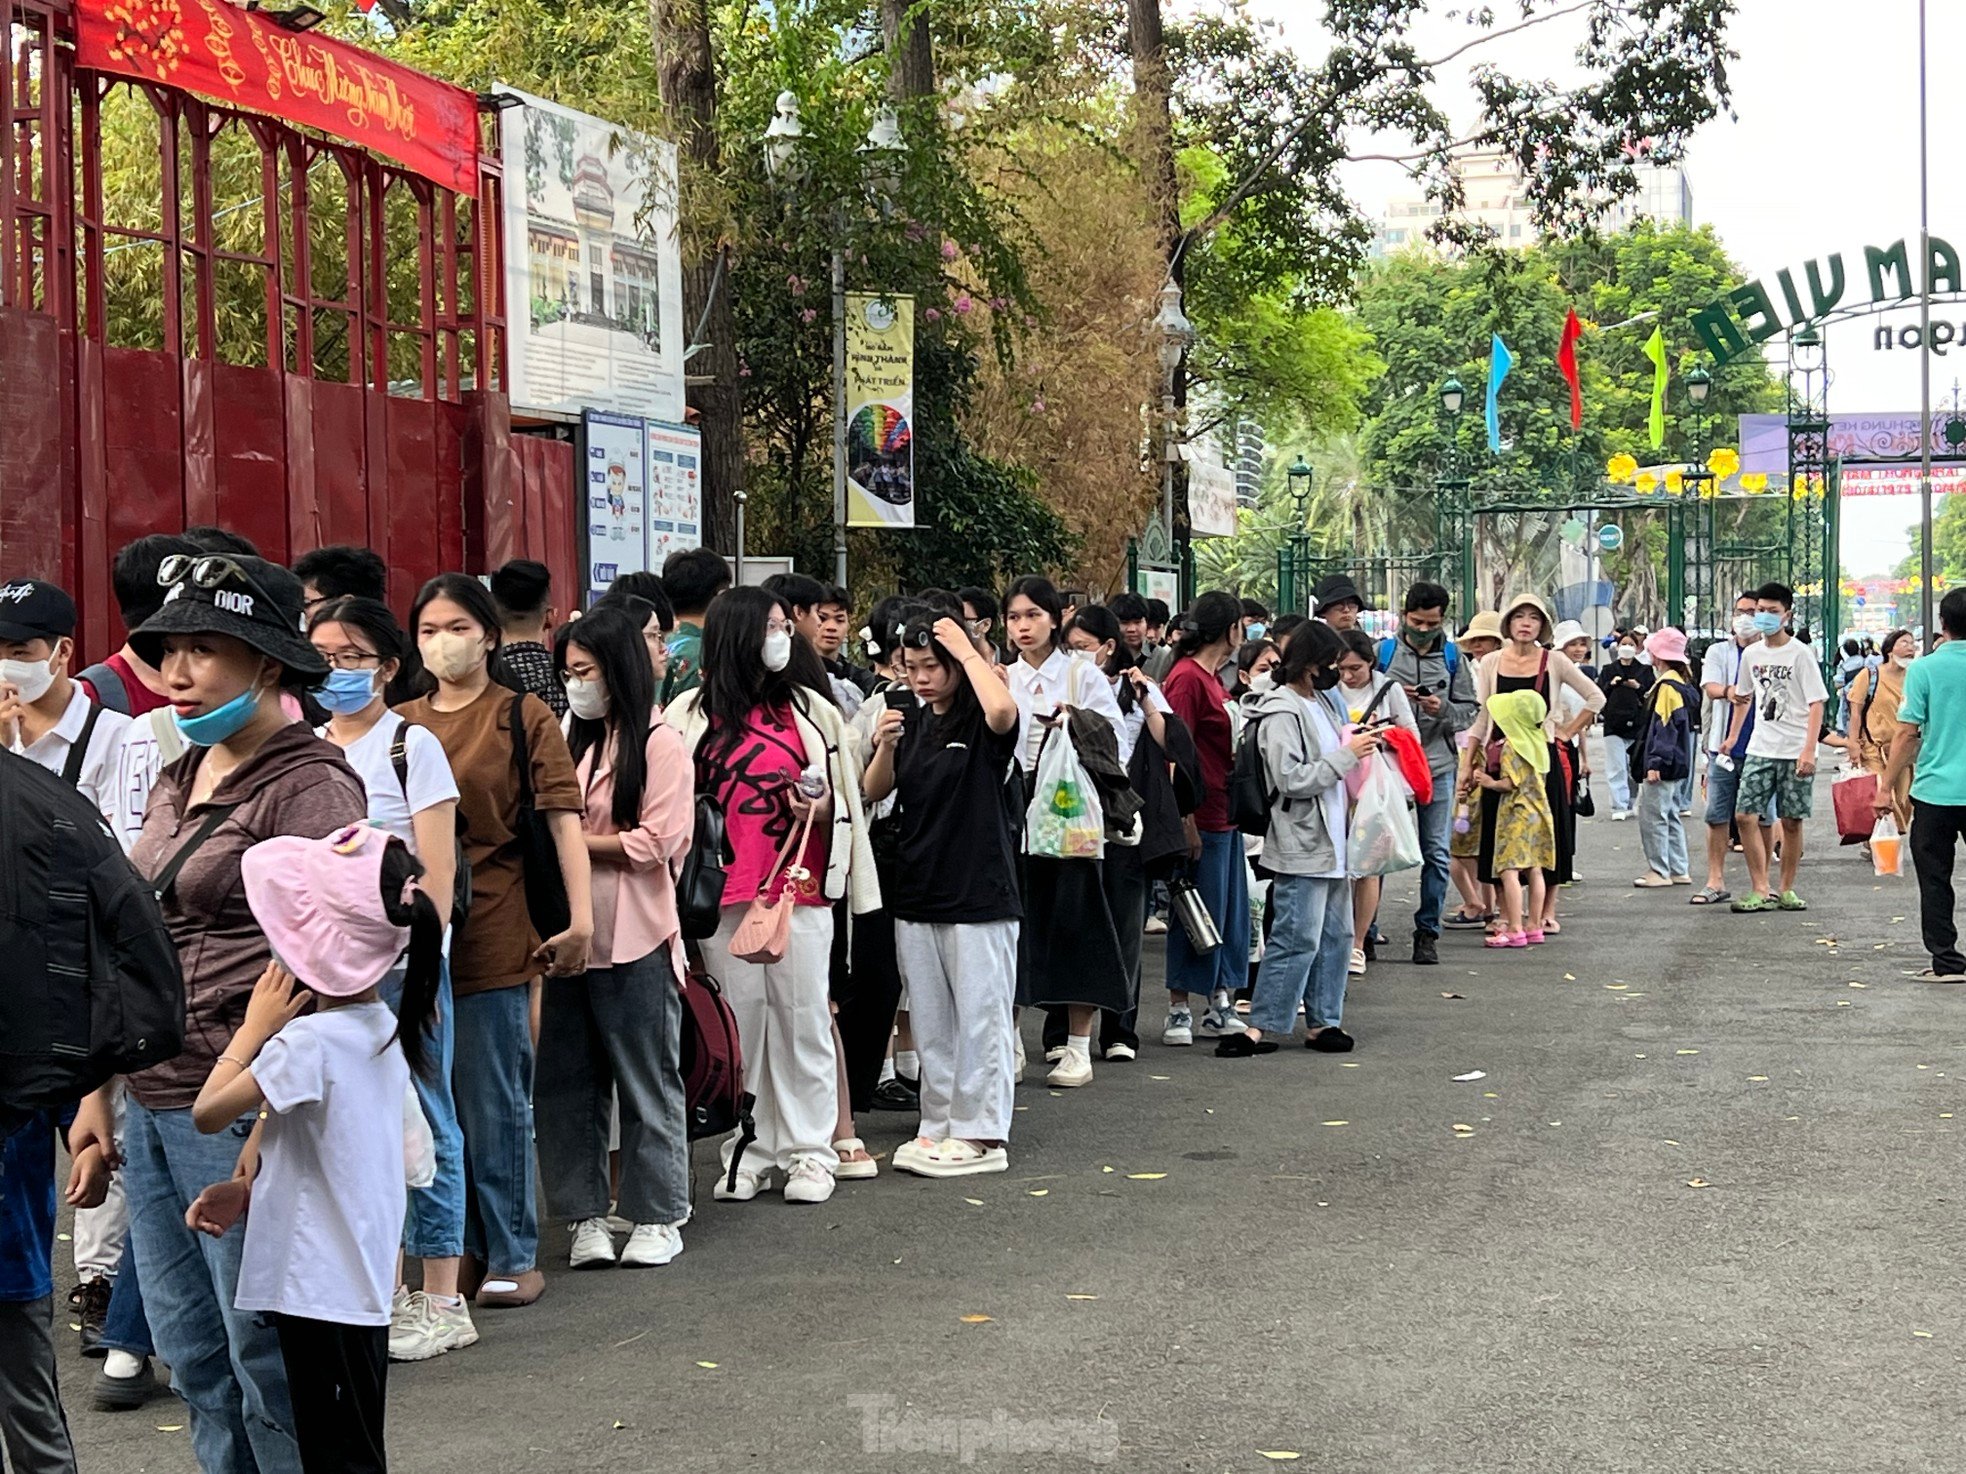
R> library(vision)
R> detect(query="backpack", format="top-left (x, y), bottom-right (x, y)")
top-left (673, 951), bottom-right (757, 1193)
top-left (1228, 713), bottom-right (1280, 837)
top-left (388, 722), bottom-right (474, 932)
top-left (76, 661), bottom-right (132, 716)
top-left (1376, 635), bottom-right (1461, 682)
top-left (674, 795), bottom-right (732, 941)
top-left (0, 748), bottom-right (184, 1114)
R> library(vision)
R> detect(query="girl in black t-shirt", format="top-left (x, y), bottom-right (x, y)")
top-left (863, 615), bottom-right (1021, 1178)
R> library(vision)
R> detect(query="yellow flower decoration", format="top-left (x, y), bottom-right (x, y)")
top-left (1739, 471), bottom-right (1769, 494)
top-left (1664, 468), bottom-right (1685, 495)
top-left (1606, 453), bottom-right (1639, 484)
top-left (1634, 472), bottom-right (1658, 495)
top-left (1707, 447), bottom-right (1741, 480)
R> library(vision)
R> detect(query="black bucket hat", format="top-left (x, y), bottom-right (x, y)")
top-left (129, 553), bottom-right (329, 683)
top-left (1312, 574), bottom-right (1374, 613)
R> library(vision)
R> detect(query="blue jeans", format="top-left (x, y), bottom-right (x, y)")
top-left (1413, 788), bottom-right (1453, 937)
top-left (1675, 732), bottom-right (1698, 812)
top-left (98, 1251), bottom-right (154, 1358)
top-left (1247, 875), bottom-right (1354, 1036)
top-left (1638, 777), bottom-right (1688, 878)
top-left (380, 959), bottom-right (465, 1260)
top-left (1166, 828), bottom-right (1252, 1004)
top-left (122, 1100), bottom-right (300, 1474)
top-left (452, 985), bottom-right (538, 1274)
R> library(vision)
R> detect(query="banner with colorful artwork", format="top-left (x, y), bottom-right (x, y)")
top-left (645, 420), bottom-right (703, 564)
top-left (75, 0), bottom-right (479, 194)
top-left (582, 411), bottom-right (647, 601)
top-left (845, 293), bottom-right (915, 529)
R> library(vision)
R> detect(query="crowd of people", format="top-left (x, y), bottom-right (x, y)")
top-left (7, 526), bottom-right (1966, 1474)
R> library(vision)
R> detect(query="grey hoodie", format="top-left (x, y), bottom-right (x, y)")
top-left (1249, 683), bottom-right (1361, 877)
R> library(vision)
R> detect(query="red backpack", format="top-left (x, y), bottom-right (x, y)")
top-left (675, 949), bottom-right (756, 1192)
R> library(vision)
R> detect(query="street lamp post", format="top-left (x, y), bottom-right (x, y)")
top-left (1284, 454), bottom-right (1313, 613)
top-left (762, 95), bottom-right (904, 591)
top-left (1437, 377), bottom-right (1471, 614)
top-left (1154, 279), bottom-right (1194, 598)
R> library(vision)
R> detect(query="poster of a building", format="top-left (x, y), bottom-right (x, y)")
top-left (497, 88), bottom-right (685, 423)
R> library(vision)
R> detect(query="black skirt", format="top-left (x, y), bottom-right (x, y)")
top-left (1477, 741), bottom-right (1571, 887)
top-left (1015, 855), bottom-right (1132, 1013)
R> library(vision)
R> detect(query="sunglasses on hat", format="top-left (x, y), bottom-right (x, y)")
top-left (157, 553), bottom-right (283, 619)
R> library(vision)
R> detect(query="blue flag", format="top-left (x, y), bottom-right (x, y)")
top-left (1485, 333), bottom-right (1514, 453)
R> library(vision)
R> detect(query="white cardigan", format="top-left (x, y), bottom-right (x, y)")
top-left (664, 685), bottom-right (884, 916)
top-left (1471, 647), bottom-right (1607, 742)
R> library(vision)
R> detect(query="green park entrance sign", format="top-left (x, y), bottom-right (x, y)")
top-left (1694, 237), bottom-right (1962, 364)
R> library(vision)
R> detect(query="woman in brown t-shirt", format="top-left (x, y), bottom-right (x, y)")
top-left (398, 574), bottom-right (591, 1310)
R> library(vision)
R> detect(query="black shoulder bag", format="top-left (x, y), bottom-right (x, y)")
top-left (390, 722), bottom-right (474, 931)
top-left (508, 694), bottom-right (571, 941)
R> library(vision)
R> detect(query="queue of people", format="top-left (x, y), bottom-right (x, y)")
top-left (4, 526), bottom-right (1948, 1474)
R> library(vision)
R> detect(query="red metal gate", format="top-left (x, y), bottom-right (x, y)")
top-left (1, 0), bottom-right (576, 653)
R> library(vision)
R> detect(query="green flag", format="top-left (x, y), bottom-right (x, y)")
top-left (1643, 326), bottom-right (1668, 449)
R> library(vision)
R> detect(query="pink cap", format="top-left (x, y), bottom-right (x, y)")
top-left (1645, 626), bottom-right (1689, 667)
top-left (242, 825), bottom-right (409, 998)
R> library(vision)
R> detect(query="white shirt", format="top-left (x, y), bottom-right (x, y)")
top-left (11, 684), bottom-right (144, 852)
top-left (1700, 638), bottom-right (1751, 753)
top-left (319, 711), bottom-right (460, 850)
top-left (1119, 680), bottom-right (1173, 758)
top-left (236, 1003), bottom-right (409, 1327)
top-left (1006, 648), bottom-right (1131, 771)
top-left (1736, 638), bottom-right (1830, 761)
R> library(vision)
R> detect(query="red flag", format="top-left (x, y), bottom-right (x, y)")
top-left (1557, 309), bottom-right (1583, 430)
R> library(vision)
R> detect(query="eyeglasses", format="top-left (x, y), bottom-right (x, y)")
top-left (315, 648), bottom-right (383, 670)
top-left (764, 619), bottom-right (795, 635)
top-left (157, 554), bottom-right (282, 619)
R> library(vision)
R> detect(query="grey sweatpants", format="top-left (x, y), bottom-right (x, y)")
top-left (894, 919), bottom-right (1020, 1142)
top-left (0, 1296), bottom-right (77, 1474)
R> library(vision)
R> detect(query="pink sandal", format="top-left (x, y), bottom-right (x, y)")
top-left (1524, 929), bottom-right (1546, 945)
top-left (1485, 931), bottom-right (1527, 949)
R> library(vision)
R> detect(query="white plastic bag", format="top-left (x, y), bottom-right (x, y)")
top-left (403, 1084), bottom-right (436, 1189)
top-left (1025, 728), bottom-right (1105, 859)
top-left (1348, 754), bottom-right (1423, 878)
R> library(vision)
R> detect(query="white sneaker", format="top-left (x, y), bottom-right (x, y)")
top-left (1144, 915), bottom-right (1169, 935)
top-left (388, 1291), bottom-right (479, 1363)
top-left (1348, 948), bottom-right (1368, 976)
top-left (784, 1157), bottom-right (837, 1204)
top-left (1046, 1051), bottom-right (1093, 1088)
top-left (620, 1223), bottom-right (684, 1267)
top-left (713, 1167), bottom-right (775, 1202)
top-left (1104, 1042), bottom-right (1137, 1062)
top-left (1197, 1009), bottom-right (1247, 1038)
top-left (1162, 1009), bottom-right (1194, 1046)
top-left (569, 1217), bottom-right (617, 1269)
top-left (1043, 1045), bottom-right (1068, 1064)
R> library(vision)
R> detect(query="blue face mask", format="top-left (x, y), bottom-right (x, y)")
top-left (1245, 622), bottom-right (1267, 642)
top-left (315, 667), bottom-right (379, 715)
top-left (174, 682), bottom-right (264, 746)
top-left (1752, 611), bottom-right (1784, 636)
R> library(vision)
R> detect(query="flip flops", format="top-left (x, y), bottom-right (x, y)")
top-left (1689, 887), bottom-right (1730, 906)
top-left (833, 1137), bottom-right (879, 1180)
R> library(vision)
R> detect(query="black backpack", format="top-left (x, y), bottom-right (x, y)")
top-left (389, 722), bottom-right (474, 932)
top-left (675, 796), bottom-right (732, 941)
top-left (1228, 714), bottom-right (1278, 837)
top-left (0, 748), bottom-right (184, 1114)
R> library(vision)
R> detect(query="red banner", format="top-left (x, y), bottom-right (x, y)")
top-left (75, 0), bottom-right (479, 195)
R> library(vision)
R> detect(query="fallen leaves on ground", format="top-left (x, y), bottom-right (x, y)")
top-left (1126, 1172), bottom-right (1167, 1180)
top-left (1028, 1189), bottom-right (1049, 1197)
top-left (959, 1314), bottom-right (993, 1323)
top-left (157, 1425), bottom-right (184, 1433)
top-left (1065, 1294), bottom-right (1098, 1301)
top-left (1913, 1329), bottom-right (1934, 1338)
top-left (1320, 1121), bottom-right (1348, 1128)
top-left (1440, 992), bottom-right (1466, 999)
top-left (1747, 1075), bottom-right (1769, 1082)
top-left (695, 1361), bottom-right (719, 1369)
top-left (1258, 1454), bottom-right (1303, 1462)
top-left (964, 1197), bottom-right (985, 1206)
top-left (1676, 1049), bottom-right (1700, 1056)
top-left (1685, 1178), bottom-right (1712, 1189)
top-left (1452, 1070), bottom-right (1486, 1082)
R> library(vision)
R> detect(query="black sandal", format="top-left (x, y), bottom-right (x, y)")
top-left (1215, 1035), bottom-right (1278, 1057)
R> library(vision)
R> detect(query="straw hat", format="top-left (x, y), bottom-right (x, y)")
top-left (1461, 610), bottom-right (1505, 642)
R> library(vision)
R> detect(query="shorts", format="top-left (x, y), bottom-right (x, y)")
top-left (1735, 755), bottom-right (1814, 822)
top-left (1704, 753), bottom-right (1774, 827)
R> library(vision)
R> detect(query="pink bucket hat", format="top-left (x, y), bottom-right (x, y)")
top-left (1645, 626), bottom-right (1689, 667)
top-left (242, 825), bottom-right (409, 998)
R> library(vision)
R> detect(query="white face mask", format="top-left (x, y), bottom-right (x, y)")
top-left (1249, 671), bottom-right (1275, 695)
top-left (1894, 652), bottom-right (1915, 670)
top-left (564, 676), bottom-right (610, 721)
top-left (762, 629), bottom-right (794, 673)
top-left (0, 653), bottom-right (56, 704)
top-left (1617, 646), bottom-right (1636, 664)
top-left (1733, 614), bottom-right (1760, 642)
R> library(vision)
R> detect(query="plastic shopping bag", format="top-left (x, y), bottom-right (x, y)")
top-left (1025, 729), bottom-right (1106, 860)
top-left (1832, 766), bottom-right (1878, 846)
top-left (1872, 814), bottom-right (1906, 877)
top-left (1348, 754), bottom-right (1423, 879)
top-left (403, 1083), bottom-right (436, 1189)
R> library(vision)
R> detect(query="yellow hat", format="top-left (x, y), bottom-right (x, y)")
top-left (1461, 610), bottom-right (1505, 642)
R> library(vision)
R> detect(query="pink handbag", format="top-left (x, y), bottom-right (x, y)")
top-left (728, 810), bottom-right (815, 965)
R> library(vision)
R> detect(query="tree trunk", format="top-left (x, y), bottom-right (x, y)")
top-left (880, 0), bottom-right (935, 101)
top-left (1128, 0), bottom-right (1188, 585)
top-left (652, 0), bottom-right (740, 558)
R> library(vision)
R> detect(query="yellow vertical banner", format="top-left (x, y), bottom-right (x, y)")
top-left (845, 293), bottom-right (915, 528)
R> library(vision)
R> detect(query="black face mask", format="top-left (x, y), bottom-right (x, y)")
top-left (1312, 667), bottom-right (1341, 691)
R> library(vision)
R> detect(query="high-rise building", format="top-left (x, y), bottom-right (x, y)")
top-left (1373, 146), bottom-right (1693, 257)
top-left (1234, 419), bottom-right (1265, 509)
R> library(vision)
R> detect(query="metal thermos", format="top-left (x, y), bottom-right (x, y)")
top-left (1168, 878), bottom-right (1222, 954)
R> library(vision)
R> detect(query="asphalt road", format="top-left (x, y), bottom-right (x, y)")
top-left (59, 779), bottom-right (1965, 1474)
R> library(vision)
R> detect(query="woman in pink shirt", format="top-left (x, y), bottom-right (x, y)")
top-left (535, 606), bottom-right (695, 1271)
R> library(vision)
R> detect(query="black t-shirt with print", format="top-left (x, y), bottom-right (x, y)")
top-left (888, 695), bottom-right (1022, 925)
